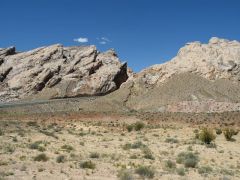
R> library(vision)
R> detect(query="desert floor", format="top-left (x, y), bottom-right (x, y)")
top-left (0, 112), bottom-right (240, 180)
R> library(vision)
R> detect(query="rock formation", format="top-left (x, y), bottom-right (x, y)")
top-left (134, 37), bottom-right (240, 89)
top-left (0, 45), bottom-right (129, 102)
top-left (87, 37), bottom-right (240, 113)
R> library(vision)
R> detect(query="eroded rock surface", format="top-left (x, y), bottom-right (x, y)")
top-left (135, 37), bottom-right (240, 89)
top-left (0, 45), bottom-right (128, 102)
top-left (87, 38), bottom-right (240, 113)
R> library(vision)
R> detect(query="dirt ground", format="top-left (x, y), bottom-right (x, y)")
top-left (0, 112), bottom-right (240, 180)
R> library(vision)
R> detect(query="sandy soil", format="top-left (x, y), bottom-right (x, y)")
top-left (0, 113), bottom-right (240, 180)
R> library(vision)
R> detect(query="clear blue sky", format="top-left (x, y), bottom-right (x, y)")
top-left (0, 0), bottom-right (239, 72)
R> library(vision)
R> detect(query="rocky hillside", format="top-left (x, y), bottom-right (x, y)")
top-left (134, 37), bottom-right (240, 88)
top-left (1, 37), bottom-right (240, 113)
top-left (86, 37), bottom-right (240, 113)
top-left (0, 45), bottom-right (129, 102)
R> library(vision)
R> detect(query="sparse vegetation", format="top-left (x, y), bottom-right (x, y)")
top-left (29, 141), bottom-right (46, 152)
top-left (198, 128), bottom-right (216, 144)
top-left (0, 129), bottom-right (4, 136)
top-left (165, 160), bottom-right (176, 170)
top-left (34, 153), bottom-right (49, 162)
top-left (90, 152), bottom-right (100, 158)
top-left (122, 141), bottom-right (146, 150)
top-left (126, 124), bottom-right (134, 132)
top-left (215, 128), bottom-right (222, 135)
top-left (61, 144), bottom-right (74, 152)
top-left (176, 167), bottom-right (185, 176)
top-left (134, 122), bottom-right (145, 131)
top-left (56, 155), bottom-right (66, 163)
top-left (165, 137), bottom-right (179, 143)
top-left (117, 169), bottom-right (133, 180)
top-left (80, 161), bottom-right (96, 169)
top-left (223, 128), bottom-right (238, 141)
top-left (135, 166), bottom-right (155, 179)
top-left (142, 147), bottom-right (155, 160)
top-left (177, 152), bottom-right (199, 168)
top-left (198, 165), bottom-right (213, 174)
top-left (0, 113), bottom-right (239, 179)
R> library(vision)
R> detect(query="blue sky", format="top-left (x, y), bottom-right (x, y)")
top-left (0, 0), bottom-right (240, 72)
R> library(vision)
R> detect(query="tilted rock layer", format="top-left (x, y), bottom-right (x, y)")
top-left (0, 45), bottom-right (128, 102)
top-left (135, 37), bottom-right (240, 87)
top-left (89, 38), bottom-right (240, 113)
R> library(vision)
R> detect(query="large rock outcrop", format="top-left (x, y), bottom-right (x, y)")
top-left (135, 37), bottom-right (240, 88)
top-left (0, 45), bottom-right (129, 102)
top-left (85, 37), bottom-right (240, 113)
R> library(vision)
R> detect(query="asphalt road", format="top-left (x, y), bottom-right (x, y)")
top-left (0, 96), bottom-right (99, 109)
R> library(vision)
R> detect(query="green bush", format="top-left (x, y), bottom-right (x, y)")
top-left (126, 124), bottom-right (134, 132)
top-left (215, 128), bottom-right (222, 135)
top-left (123, 141), bottom-right (146, 150)
top-left (165, 160), bottom-right (176, 169)
top-left (56, 155), bottom-right (66, 163)
top-left (34, 153), bottom-right (49, 162)
top-left (80, 161), bottom-right (96, 169)
top-left (177, 152), bottom-right (199, 168)
top-left (29, 141), bottom-right (46, 152)
top-left (198, 128), bottom-right (216, 144)
top-left (134, 122), bottom-right (145, 131)
top-left (176, 167), bottom-right (185, 176)
top-left (142, 147), bottom-right (155, 160)
top-left (117, 169), bottom-right (133, 180)
top-left (198, 166), bottom-right (213, 174)
top-left (223, 128), bottom-right (238, 141)
top-left (135, 166), bottom-right (155, 179)
top-left (165, 138), bottom-right (179, 144)
top-left (0, 129), bottom-right (4, 136)
top-left (90, 152), bottom-right (100, 159)
top-left (61, 145), bottom-right (74, 152)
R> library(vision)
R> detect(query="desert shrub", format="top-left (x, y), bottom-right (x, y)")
top-left (215, 128), bottom-right (222, 135)
top-left (198, 128), bottom-right (216, 144)
top-left (90, 152), bottom-right (100, 159)
top-left (61, 145), bottom-right (74, 152)
top-left (142, 147), bottom-right (155, 160)
top-left (56, 155), bottom-right (66, 163)
top-left (0, 129), bottom-right (4, 136)
top-left (27, 121), bottom-right (38, 127)
top-left (130, 154), bottom-right (138, 159)
top-left (12, 137), bottom-right (18, 142)
top-left (80, 161), bottom-right (96, 169)
top-left (176, 167), bottom-right (185, 176)
top-left (126, 124), bottom-right (134, 132)
top-left (29, 141), bottom-right (46, 152)
top-left (4, 145), bottom-right (15, 154)
top-left (123, 141), bottom-right (146, 150)
top-left (39, 130), bottom-right (58, 139)
top-left (134, 122), bottom-right (145, 131)
top-left (198, 166), bottom-right (213, 174)
top-left (34, 153), bottom-right (49, 162)
top-left (135, 166), bottom-right (155, 179)
top-left (117, 169), bottom-right (133, 180)
top-left (177, 152), bottom-right (199, 168)
top-left (165, 160), bottom-right (176, 169)
top-left (165, 138), bottom-right (179, 144)
top-left (223, 128), bottom-right (238, 141)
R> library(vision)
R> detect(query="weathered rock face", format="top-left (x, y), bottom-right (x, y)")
top-left (135, 37), bottom-right (240, 88)
top-left (87, 37), bottom-right (240, 113)
top-left (0, 45), bottom-right (129, 102)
